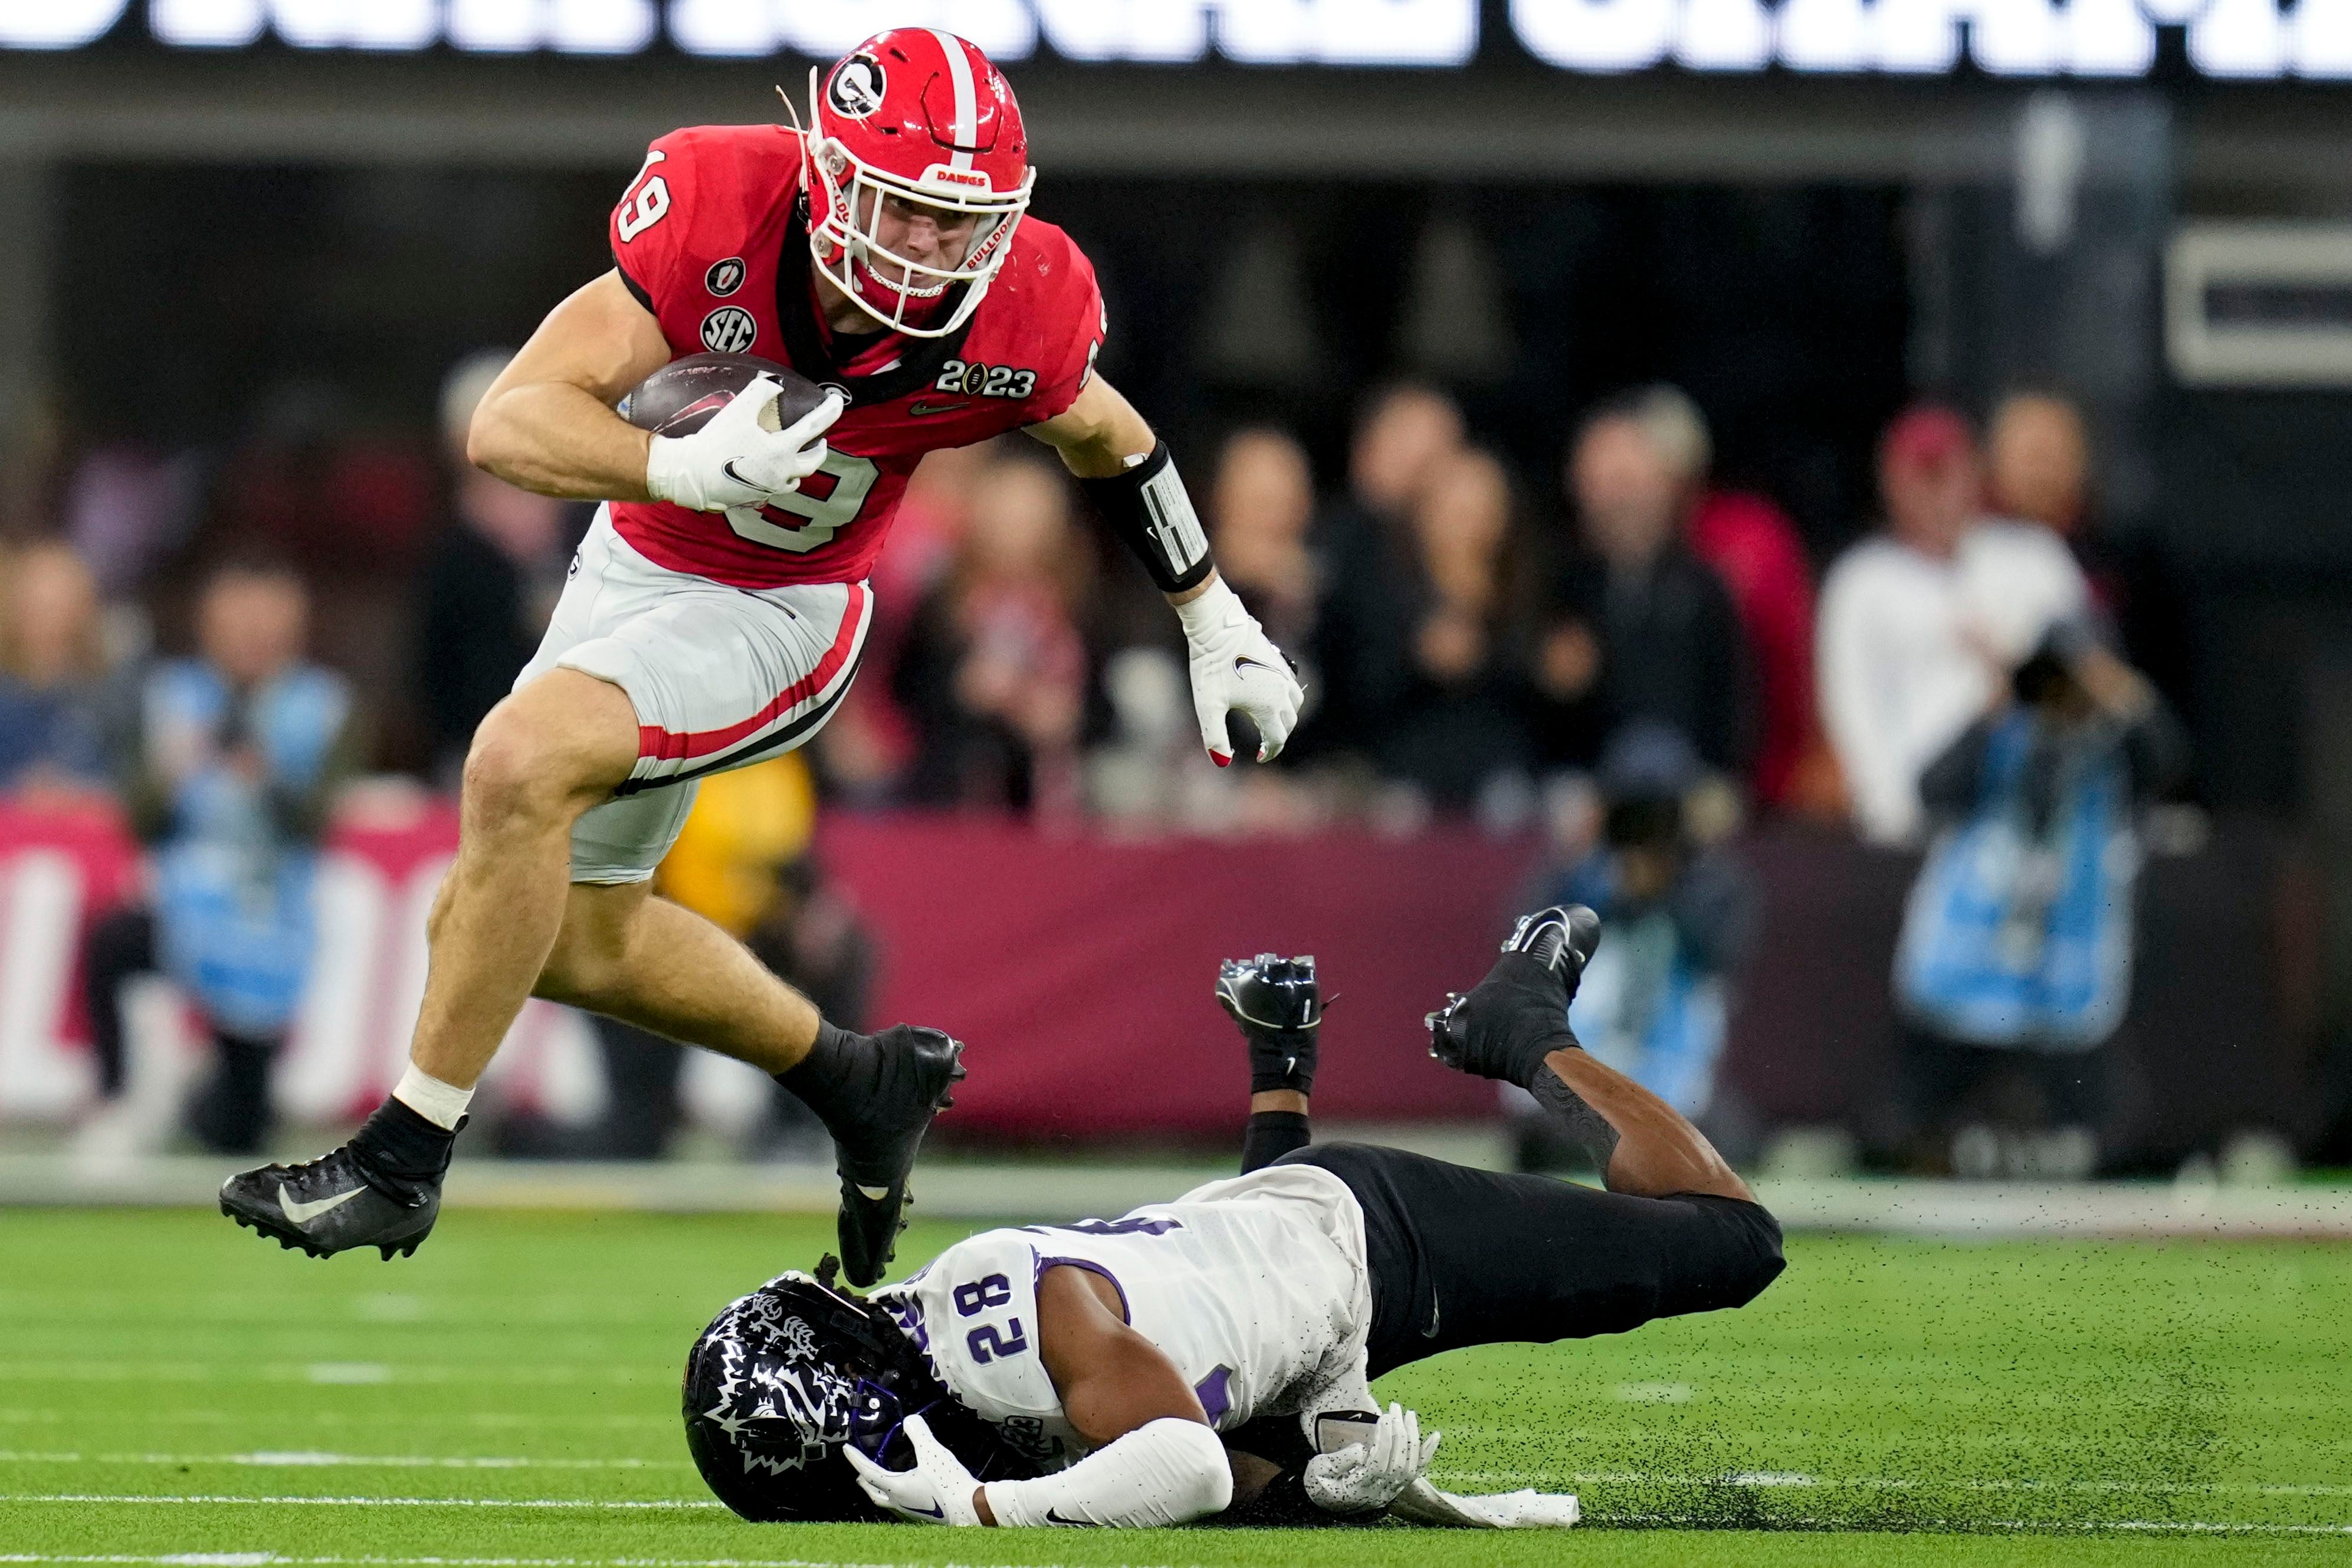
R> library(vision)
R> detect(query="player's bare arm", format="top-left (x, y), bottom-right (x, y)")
top-left (1028, 376), bottom-right (1208, 606)
top-left (845, 1264), bottom-right (1230, 1527)
top-left (1430, 907), bottom-right (1752, 1203)
top-left (1026, 373), bottom-right (1153, 477)
top-left (468, 269), bottom-right (670, 501)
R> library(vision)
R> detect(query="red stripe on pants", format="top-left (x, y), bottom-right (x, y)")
top-left (635, 583), bottom-right (867, 764)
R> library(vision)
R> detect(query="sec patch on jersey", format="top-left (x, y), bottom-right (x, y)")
top-left (701, 305), bottom-right (759, 353)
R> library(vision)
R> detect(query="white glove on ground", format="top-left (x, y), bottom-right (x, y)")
top-left (1389, 1477), bottom-right (1582, 1529)
top-left (1174, 576), bottom-right (1305, 765)
top-left (840, 1413), bottom-right (983, 1526)
top-left (644, 377), bottom-right (844, 513)
top-left (1303, 1402), bottom-right (1438, 1515)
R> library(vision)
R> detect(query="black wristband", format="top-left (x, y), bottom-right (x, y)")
top-left (1249, 1031), bottom-right (1316, 1097)
top-left (1077, 441), bottom-right (1213, 595)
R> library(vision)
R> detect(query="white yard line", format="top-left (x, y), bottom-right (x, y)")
top-left (0, 1495), bottom-right (724, 1511)
top-left (1593, 1512), bottom-right (2352, 1534)
top-left (0, 1558), bottom-right (956, 1568)
top-left (1447, 1468), bottom-right (2352, 1497)
top-left (1, 1494), bottom-right (2347, 1537)
top-left (0, 1365), bottom-right (664, 1385)
top-left (0, 1452), bottom-right (684, 1470)
top-left (11, 1452), bottom-right (2338, 1498)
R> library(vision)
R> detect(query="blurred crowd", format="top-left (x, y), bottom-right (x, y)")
top-left (0, 362), bottom-right (2200, 1175)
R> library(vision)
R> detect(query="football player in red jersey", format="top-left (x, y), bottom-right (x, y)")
top-left (221, 29), bottom-right (1306, 1284)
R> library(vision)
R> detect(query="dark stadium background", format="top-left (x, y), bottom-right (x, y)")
top-left (0, 8), bottom-right (2348, 1162)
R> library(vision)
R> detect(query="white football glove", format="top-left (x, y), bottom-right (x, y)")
top-left (1303, 1402), bottom-right (1439, 1516)
top-left (1390, 1478), bottom-right (1581, 1529)
top-left (1174, 576), bottom-right (1305, 766)
top-left (643, 376), bottom-right (844, 513)
top-left (840, 1413), bottom-right (983, 1527)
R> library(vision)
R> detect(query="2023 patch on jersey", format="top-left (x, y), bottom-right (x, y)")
top-left (607, 124), bottom-right (1106, 591)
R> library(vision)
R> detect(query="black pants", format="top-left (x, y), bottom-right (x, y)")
top-left (81, 905), bottom-right (279, 1154)
top-left (1278, 1141), bottom-right (1785, 1379)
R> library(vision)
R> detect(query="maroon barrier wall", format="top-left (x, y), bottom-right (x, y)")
top-left (813, 816), bottom-right (1538, 1138)
top-left (1, 805), bottom-right (2308, 1153)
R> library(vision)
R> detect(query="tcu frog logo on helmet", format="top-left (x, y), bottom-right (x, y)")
top-left (605, 28), bottom-right (1103, 592)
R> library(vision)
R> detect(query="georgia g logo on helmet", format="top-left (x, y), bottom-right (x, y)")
top-left (826, 53), bottom-right (886, 119)
top-left (798, 28), bottom-right (1036, 340)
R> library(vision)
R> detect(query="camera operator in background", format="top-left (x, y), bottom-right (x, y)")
top-left (1508, 723), bottom-right (1756, 1172)
top-left (81, 560), bottom-right (363, 1154)
top-left (1890, 621), bottom-right (2188, 1178)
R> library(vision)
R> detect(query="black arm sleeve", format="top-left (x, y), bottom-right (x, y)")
top-left (1241, 1111), bottom-right (1311, 1174)
top-left (1077, 441), bottom-right (1213, 595)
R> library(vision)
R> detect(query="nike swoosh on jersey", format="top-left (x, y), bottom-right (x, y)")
top-left (1045, 1507), bottom-right (1097, 1526)
top-left (907, 400), bottom-right (972, 417)
top-left (278, 1183), bottom-right (368, 1224)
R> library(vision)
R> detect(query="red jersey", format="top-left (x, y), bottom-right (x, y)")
top-left (606, 124), bottom-right (1105, 590)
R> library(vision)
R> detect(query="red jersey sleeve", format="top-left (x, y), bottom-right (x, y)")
top-left (609, 132), bottom-right (695, 312)
top-left (608, 126), bottom-right (797, 326)
top-left (1014, 226), bottom-right (1107, 425)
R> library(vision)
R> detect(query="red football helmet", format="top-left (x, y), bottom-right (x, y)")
top-left (800, 29), bottom-right (1035, 339)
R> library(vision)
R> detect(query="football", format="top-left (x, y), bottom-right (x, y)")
top-left (619, 352), bottom-right (834, 437)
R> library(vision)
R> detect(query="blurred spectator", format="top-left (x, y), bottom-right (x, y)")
top-left (0, 540), bottom-right (111, 801)
top-left (1310, 383), bottom-right (1465, 759)
top-left (1510, 723), bottom-right (1757, 1171)
top-left (1890, 622), bottom-right (2188, 1177)
top-left (1620, 385), bottom-right (1821, 808)
top-left (1089, 426), bottom-right (1327, 827)
top-left (81, 560), bottom-right (362, 1153)
top-left (1343, 382), bottom-right (1468, 525)
top-left (1366, 448), bottom-right (1537, 805)
top-left (1817, 405), bottom-right (2087, 847)
top-left (414, 352), bottom-right (573, 785)
top-left (1210, 427), bottom-right (1321, 660)
top-left (894, 456), bottom-right (1094, 815)
top-left (64, 447), bottom-right (202, 603)
top-left (1547, 395), bottom-right (1751, 778)
top-left (816, 443), bottom-right (995, 801)
top-left (1986, 389), bottom-right (2190, 707)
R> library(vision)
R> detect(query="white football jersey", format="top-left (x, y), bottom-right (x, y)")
top-left (877, 1163), bottom-right (1376, 1471)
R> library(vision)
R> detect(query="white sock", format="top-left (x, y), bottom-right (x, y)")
top-left (392, 1065), bottom-right (474, 1131)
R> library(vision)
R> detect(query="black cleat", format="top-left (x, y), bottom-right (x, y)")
top-left (1501, 905), bottom-right (1603, 988)
top-left (831, 1025), bottom-right (966, 1288)
top-left (1217, 953), bottom-right (1324, 1034)
top-left (1427, 906), bottom-right (1604, 1085)
top-left (219, 1143), bottom-right (440, 1261)
top-left (1217, 954), bottom-right (1322, 1095)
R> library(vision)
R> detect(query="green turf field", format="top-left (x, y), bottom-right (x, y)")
top-left (3, 1206), bottom-right (2348, 1566)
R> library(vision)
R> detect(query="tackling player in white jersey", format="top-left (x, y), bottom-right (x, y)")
top-left (680, 906), bottom-right (1785, 1529)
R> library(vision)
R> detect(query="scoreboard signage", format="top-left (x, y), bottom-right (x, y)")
top-left (5, 0), bottom-right (2348, 80)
